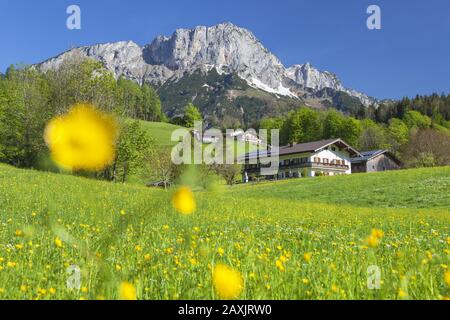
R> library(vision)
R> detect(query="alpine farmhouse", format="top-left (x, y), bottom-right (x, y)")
top-left (243, 138), bottom-right (401, 181)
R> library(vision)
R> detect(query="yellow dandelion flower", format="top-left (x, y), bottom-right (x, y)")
top-left (44, 104), bottom-right (118, 171)
top-left (213, 264), bottom-right (244, 300)
top-left (119, 282), bottom-right (137, 300)
top-left (366, 235), bottom-right (380, 248)
top-left (275, 260), bottom-right (285, 272)
top-left (81, 287), bottom-right (89, 293)
top-left (54, 237), bottom-right (63, 248)
top-left (302, 278), bottom-right (310, 285)
top-left (445, 271), bottom-right (450, 287)
top-left (189, 258), bottom-right (199, 266)
top-left (49, 288), bottom-right (56, 295)
top-left (172, 186), bottom-right (196, 215)
top-left (303, 252), bottom-right (312, 263)
top-left (15, 230), bottom-right (24, 237)
top-left (135, 245), bottom-right (142, 252)
top-left (38, 288), bottom-right (47, 295)
top-left (217, 247), bottom-right (225, 257)
top-left (7, 261), bottom-right (17, 268)
top-left (20, 285), bottom-right (28, 292)
top-left (371, 229), bottom-right (384, 239)
top-left (398, 289), bottom-right (408, 298)
top-left (144, 254), bottom-right (151, 261)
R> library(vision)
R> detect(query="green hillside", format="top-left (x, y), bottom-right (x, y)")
top-left (136, 120), bottom-right (184, 147)
top-left (0, 164), bottom-right (448, 300)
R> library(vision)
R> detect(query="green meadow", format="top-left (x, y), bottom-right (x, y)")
top-left (137, 120), bottom-right (184, 148)
top-left (0, 164), bottom-right (448, 300)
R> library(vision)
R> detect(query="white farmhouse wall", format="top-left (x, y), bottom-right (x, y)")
top-left (311, 148), bottom-right (352, 174)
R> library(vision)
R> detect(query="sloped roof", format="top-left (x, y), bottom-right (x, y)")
top-left (350, 150), bottom-right (386, 162)
top-left (243, 138), bottom-right (361, 160)
top-left (278, 138), bottom-right (361, 157)
top-left (350, 149), bottom-right (402, 165)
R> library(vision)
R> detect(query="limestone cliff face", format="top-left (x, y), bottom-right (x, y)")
top-left (39, 22), bottom-right (376, 107)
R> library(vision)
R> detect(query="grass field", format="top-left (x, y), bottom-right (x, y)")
top-left (0, 164), bottom-right (448, 300)
top-left (137, 120), bottom-right (184, 148)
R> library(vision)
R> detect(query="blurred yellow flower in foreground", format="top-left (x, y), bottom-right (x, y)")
top-left (44, 104), bottom-right (118, 171)
top-left (445, 271), bottom-right (450, 287)
top-left (371, 229), bottom-right (384, 239)
top-left (172, 186), bottom-right (196, 215)
top-left (119, 282), bottom-right (137, 300)
top-left (366, 235), bottom-right (380, 248)
top-left (366, 228), bottom-right (384, 248)
top-left (213, 264), bottom-right (244, 299)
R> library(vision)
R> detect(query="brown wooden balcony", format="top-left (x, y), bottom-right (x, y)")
top-left (244, 161), bottom-right (349, 173)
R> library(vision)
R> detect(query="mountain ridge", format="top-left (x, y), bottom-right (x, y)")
top-left (38, 22), bottom-right (378, 126)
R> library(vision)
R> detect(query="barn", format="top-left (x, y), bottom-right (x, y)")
top-left (350, 150), bottom-right (402, 173)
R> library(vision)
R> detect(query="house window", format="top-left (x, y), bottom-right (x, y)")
top-left (314, 157), bottom-right (320, 163)
top-left (331, 147), bottom-right (336, 151)
top-left (323, 158), bottom-right (329, 164)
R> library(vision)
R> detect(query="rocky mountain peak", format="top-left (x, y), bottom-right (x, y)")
top-left (38, 22), bottom-right (376, 107)
top-left (142, 22), bottom-right (286, 91)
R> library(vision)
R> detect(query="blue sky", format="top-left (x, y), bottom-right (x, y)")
top-left (0, 0), bottom-right (449, 99)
